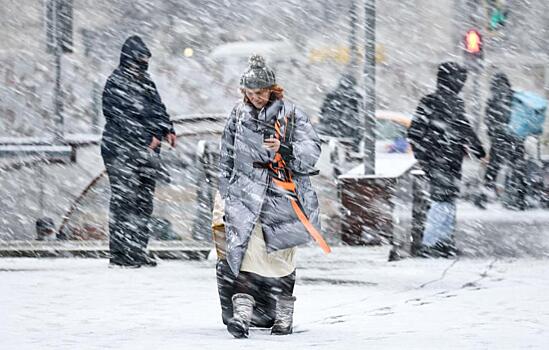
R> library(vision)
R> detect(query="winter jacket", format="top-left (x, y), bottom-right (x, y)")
top-left (485, 72), bottom-right (513, 140)
top-left (318, 75), bottom-right (363, 146)
top-left (218, 98), bottom-right (321, 276)
top-left (101, 35), bottom-right (173, 159)
top-left (408, 62), bottom-right (485, 202)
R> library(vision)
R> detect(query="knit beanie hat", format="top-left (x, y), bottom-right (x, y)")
top-left (239, 54), bottom-right (276, 89)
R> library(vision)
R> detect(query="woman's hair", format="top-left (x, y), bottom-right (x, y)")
top-left (241, 84), bottom-right (284, 103)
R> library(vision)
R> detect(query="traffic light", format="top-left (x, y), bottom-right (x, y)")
top-left (487, 0), bottom-right (508, 32)
top-left (464, 29), bottom-right (483, 58)
top-left (489, 8), bottom-right (507, 31)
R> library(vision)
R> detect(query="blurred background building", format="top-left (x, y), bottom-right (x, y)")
top-left (1, 0), bottom-right (548, 140)
top-left (1, 0), bottom-right (549, 241)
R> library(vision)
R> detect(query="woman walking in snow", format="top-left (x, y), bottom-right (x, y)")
top-left (217, 54), bottom-right (324, 338)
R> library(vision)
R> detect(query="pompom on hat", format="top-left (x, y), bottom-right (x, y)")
top-left (239, 54), bottom-right (276, 89)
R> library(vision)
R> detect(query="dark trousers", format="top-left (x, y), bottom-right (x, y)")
top-left (484, 135), bottom-right (528, 209)
top-left (216, 259), bottom-right (295, 328)
top-left (484, 136), bottom-right (512, 189)
top-left (103, 154), bottom-right (156, 264)
top-left (503, 140), bottom-right (527, 210)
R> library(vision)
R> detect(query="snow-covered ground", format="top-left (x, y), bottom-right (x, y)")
top-left (2, 246), bottom-right (548, 349)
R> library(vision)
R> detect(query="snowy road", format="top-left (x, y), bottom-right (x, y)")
top-left (2, 246), bottom-right (548, 349)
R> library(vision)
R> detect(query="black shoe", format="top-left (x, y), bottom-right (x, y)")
top-left (136, 256), bottom-right (158, 267)
top-left (109, 259), bottom-right (141, 268)
top-left (142, 259), bottom-right (157, 267)
top-left (415, 246), bottom-right (437, 258)
top-left (388, 247), bottom-right (402, 262)
top-left (417, 241), bottom-right (458, 259)
top-left (473, 193), bottom-right (487, 209)
top-left (411, 242), bottom-right (424, 257)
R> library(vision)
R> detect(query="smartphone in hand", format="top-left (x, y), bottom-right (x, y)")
top-left (263, 128), bottom-right (275, 141)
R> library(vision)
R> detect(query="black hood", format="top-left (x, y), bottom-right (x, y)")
top-left (490, 72), bottom-right (512, 98)
top-left (436, 62), bottom-right (467, 94)
top-left (119, 35), bottom-right (151, 71)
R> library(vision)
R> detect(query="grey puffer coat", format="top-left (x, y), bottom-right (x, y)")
top-left (218, 99), bottom-right (321, 276)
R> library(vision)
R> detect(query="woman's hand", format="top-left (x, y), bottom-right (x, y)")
top-left (263, 137), bottom-right (280, 152)
top-left (167, 132), bottom-right (177, 148)
top-left (148, 136), bottom-right (161, 150)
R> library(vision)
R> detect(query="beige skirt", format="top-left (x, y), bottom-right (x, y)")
top-left (240, 221), bottom-right (297, 278)
top-left (212, 191), bottom-right (296, 277)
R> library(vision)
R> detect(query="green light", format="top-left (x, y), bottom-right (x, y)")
top-left (489, 8), bottom-right (506, 31)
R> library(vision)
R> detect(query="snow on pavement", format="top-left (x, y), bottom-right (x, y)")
top-left (1, 246), bottom-right (548, 349)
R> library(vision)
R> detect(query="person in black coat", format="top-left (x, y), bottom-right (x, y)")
top-left (408, 62), bottom-right (486, 256)
top-left (484, 73), bottom-right (513, 186)
top-left (474, 72), bottom-right (524, 208)
top-left (318, 74), bottom-right (363, 150)
top-left (101, 35), bottom-right (176, 267)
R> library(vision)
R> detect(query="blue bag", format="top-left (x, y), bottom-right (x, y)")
top-left (508, 91), bottom-right (547, 139)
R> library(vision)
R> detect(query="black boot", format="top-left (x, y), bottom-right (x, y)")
top-left (227, 293), bottom-right (255, 338)
top-left (109, 254), bottom-right (142, 268)
top-left (137, 255), bottom-right (158, 267)
top-left (271, 295), bottom-right (296, 335)
top-left (416, 240), bottom-right (458, 258)
top-left (473, 192), bottom-right (487, 209)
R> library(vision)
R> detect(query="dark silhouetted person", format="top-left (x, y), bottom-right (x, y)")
top-left (318, 74), bottom-right (362, 151)
top-left (101, 35), bottom-right (176, 267)
top-left (408, 62), bottom-right (486, 257)
top-left (474, 72), bottom-right (524, 209)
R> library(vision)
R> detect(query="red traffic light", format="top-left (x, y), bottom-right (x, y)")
top-left (464, 29), bottom-right (482, 54)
